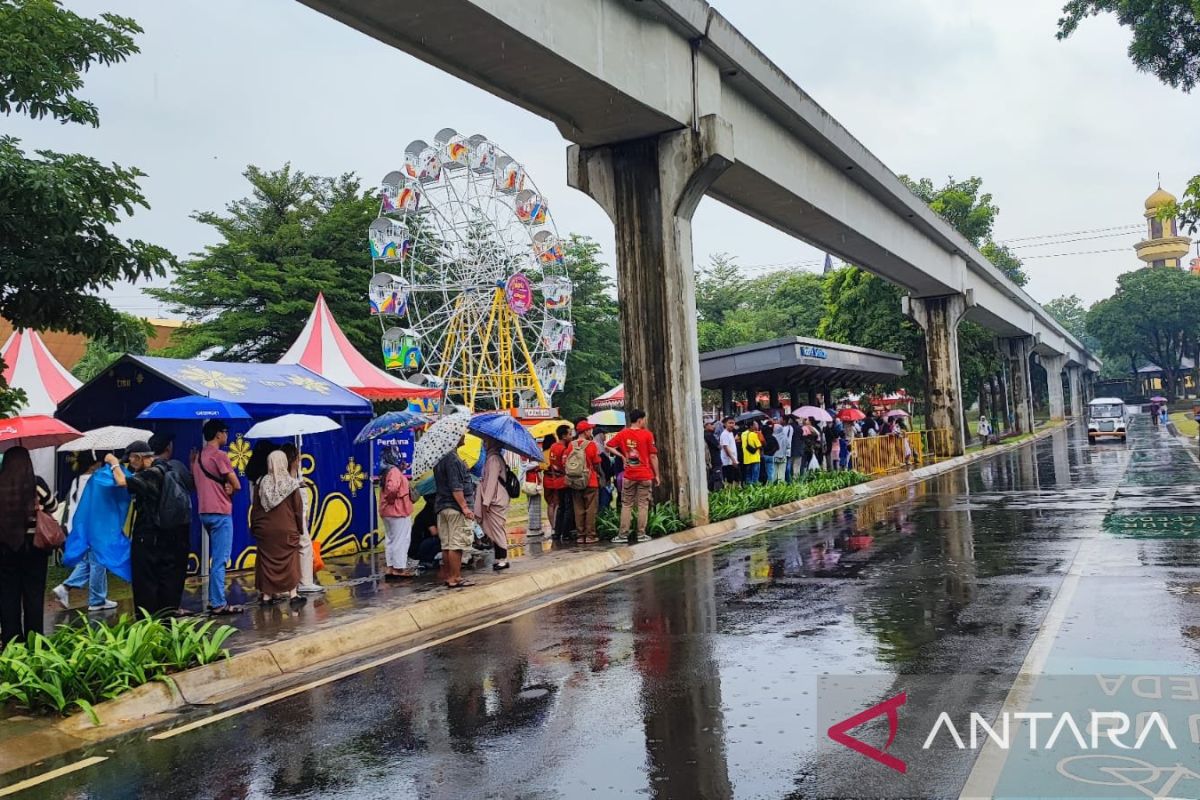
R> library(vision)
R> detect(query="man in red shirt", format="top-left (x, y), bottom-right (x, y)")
top-left (544, 424), bottom-right (573, 541)
top-left (569, 421), bottom-right (603, 543)
top-left (610, 409), bottom-right (659, 544)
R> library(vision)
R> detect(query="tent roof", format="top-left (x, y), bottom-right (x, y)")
top-left (592, 383), bottom-right (624, 409)
top-left (1, 329), bottom-right (82, 414)
top-left (278, 294), bottom-right (439, 401)
top-left (120, 355), bottom-right (370, 413)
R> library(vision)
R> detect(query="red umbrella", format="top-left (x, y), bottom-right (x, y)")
top-left (837, 408), bottom-right (866, 422)
top-left (0, 415), bottom-right (82, 452)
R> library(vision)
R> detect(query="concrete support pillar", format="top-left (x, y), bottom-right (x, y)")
top-left (1084, 372), bottom-right (1095, 404)
top-left (720, 385), bottom-right (733, 418)
top-left (1067, 366), bottom-right (1083, 418)
top-left (568, 115), bottom-right (734, 525)
top-left (904, 293), bottom-right (969, 456)
top-left (768, 388), bottom-right (780, 410)
top-left (1042, 354), bottom-right (1067, 421)
top-left (1004, 336), bottom-right (1035, 434)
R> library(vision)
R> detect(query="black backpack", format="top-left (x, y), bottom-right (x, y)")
top-left (762, 432), bottom-right (780, 456)
top-left (154, 463), bottom-right (192, 529)
top-left (502, 465), bottom-right (521, 499)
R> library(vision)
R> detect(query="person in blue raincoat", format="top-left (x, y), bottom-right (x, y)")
top-left (62, 452), bottom-right (132, 591)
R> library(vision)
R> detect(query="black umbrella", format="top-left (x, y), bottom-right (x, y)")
top-left (735, 410), bottom-right (769, 424)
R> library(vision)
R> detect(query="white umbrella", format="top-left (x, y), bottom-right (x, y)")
top-left (57, 425), bottom-right (153, 453)
top-left (245, 413), bottom-right (340, 439)
top-left (411, 412), bottom-right (472, 476)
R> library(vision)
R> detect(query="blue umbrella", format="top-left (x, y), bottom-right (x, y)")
top-left (354, 410), bottom-right (430, 445)
top-left (139, 396), bottom-right (251, 420)
top-left (467, 412), bottom-right (542, 461)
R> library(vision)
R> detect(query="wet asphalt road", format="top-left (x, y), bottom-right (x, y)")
top-left (14, 417), bottom-right (1200, 799)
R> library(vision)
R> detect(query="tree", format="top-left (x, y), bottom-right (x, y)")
top-left (1044, 294), bottom-right (1103, 353)
top-left (694, 254), bottom-right (825, 352)
top-left (0, 0), bottom-right (172, 413)
top-left (71, 312), bottom-right (154, 382)
top-left (1057, 0), bottom-right (1200, 91)
top-left (1087, 267), bottom-right (1200, 397)
top-left (1057, 3), bottom-right (1200, 234)
top-left (901, 176), bottom-right (999, 247)
top-left (151, 165), bottom-right (379, 363)
top-left (555, 236), bottom-right (621, 421)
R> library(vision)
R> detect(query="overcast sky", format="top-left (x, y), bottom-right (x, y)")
top-left (12, 0), bottom-right (1199, 316)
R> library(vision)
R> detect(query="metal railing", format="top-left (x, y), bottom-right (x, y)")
top-left (849, 429), bottom-right (953, 476)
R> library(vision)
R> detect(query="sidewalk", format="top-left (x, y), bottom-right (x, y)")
top-left (43, 533), bottom-right (583, 655)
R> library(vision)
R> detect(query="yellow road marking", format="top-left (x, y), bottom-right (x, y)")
top-left (0, 757), bottom-right (107, 797)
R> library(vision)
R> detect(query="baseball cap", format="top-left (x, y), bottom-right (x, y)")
top-left (126, 440), bottom-right (154, 457)
top-left (575, 421), bottom-right (594, 433)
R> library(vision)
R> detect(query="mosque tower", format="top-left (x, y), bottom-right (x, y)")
top-left (1135, 183), bottom-right (1191, 268)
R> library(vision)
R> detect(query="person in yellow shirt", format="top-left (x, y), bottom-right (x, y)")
top-left (741, 421), bottom-right (763, 483)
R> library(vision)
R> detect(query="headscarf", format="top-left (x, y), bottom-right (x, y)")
top-left (256, 450), bottom-right (299, 513)
top-left (382, 446), bottom-right (401, 468)
top-left (0, 447), bottom-right (36, 549)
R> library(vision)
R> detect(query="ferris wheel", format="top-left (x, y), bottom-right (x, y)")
top-left (368, 129), bottom-right (573, 411)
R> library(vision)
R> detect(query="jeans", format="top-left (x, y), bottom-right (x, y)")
top-left (200, 514), bottom-right (234, 609)
top-left (764, 458), bottom-right (776, 482)
top-left (64, 551), bottom-right (108, 607)
top-left (743, 462), bottom-right (760, 483)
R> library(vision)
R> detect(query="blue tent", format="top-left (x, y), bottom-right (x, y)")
top-left (56, 355), bottom-right (375, 574)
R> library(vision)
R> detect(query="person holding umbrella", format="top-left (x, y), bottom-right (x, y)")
top-left (475, 436), bottom-right (513, 570)
top-left (0, 447), bottom-right (59, 643)
top-left (378, 446), bottom-right (415, 580)
top-left (434, 436), bottom-right (476, 588)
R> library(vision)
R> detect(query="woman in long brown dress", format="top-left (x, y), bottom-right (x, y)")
top-left (250, 450), bottom-right (305, 606)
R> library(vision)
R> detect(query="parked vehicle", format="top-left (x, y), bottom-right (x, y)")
top-left (1087, 397), bottom-right (1128, 443)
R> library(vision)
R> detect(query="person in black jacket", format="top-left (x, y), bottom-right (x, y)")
top-left (106, 434), bottom-right (195, 617)
top-left (0, 447), bottom-right (58, 643)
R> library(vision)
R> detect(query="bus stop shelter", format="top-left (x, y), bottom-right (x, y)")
top-left (700, 336), bottom-right (905, 415)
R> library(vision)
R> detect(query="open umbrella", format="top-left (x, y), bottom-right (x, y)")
top-left (245, 413), bottom-right (340, 440)
top-left (587, 409), bottom-right (625, 428)
top-left (139, 396), bottom-right (250, 420)
top-left (58, 425), bottom-right (152, 453)
top-left (0, 415), bottom-right (81, 452)
top-left (527, 418), bottom-right (571, 440)
top-left (791, 405), bottom-right (833, 423)
top-left (836, 408), bottom-right (865, 422)
top-left (884, 409), bottom-right (910, 419)
top-left (735, 410), bottom-right (769, 424)
top-left (467, 412), bottom-right (543, 461)
top-left (411, 411), bottom-right (472, 476)
top-left (1150, 396), bottom-right (1168, 403)
top-left (354, 410), bottom-right (430, 445)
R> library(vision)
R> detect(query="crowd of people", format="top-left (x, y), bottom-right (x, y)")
top-left (0, 406), bottom-right (666, 635)
top-left (703, 408), bottom-right (910, 490)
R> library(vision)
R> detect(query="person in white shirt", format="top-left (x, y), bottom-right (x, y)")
top-left (718, 416), bottom-right (740, 486)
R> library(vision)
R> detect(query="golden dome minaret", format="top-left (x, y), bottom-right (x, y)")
top-left (1135, 184), bottom-right (1191, 268)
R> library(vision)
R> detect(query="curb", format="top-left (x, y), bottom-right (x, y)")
top-left (9, 420), bottom-right (1069, 764)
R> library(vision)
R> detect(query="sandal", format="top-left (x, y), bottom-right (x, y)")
top-left (445, 580), bottom-right (476, 588)
top-left (288, 595), bottom-right (307, 606)
top-left (210, 605), bottom-right (244, 616)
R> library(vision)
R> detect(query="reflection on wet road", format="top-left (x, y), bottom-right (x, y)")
top-left (15, 419), bottom-right (1200, 799)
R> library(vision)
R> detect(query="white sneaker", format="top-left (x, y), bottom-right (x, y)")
top-left (297, 583), bottom-right (325, 594)
top-left (52, 584), bottom-right (70, 609)
top-left (87, 600), bottom-right (118, 612)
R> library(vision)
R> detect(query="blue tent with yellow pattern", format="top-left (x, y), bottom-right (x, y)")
top-left (55, 355), bottom-right (374, 575)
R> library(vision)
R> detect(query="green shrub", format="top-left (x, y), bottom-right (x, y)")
top-left (596, 502), bottom-right (690, 539)
top-left (708, 471), bottom-right (870, 522)
top-left (0, 614), bottom-right (235, 721)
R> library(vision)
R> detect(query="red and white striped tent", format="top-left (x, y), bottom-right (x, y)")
top-left (278, 294), bottom-right (440, 402)
top-left (1, 328), bottom-right (81, 415)
top-left (592, 383), bottom-right (625, 409)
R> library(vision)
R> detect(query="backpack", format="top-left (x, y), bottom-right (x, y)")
top-left (502, 465), bottom-right (521, 499)
top-left (154, 463), bottom-right (192, 529)
top-left (564, 442), bottom-right (590, 490)
top-left (762, 432), bottom-right (779, 456)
